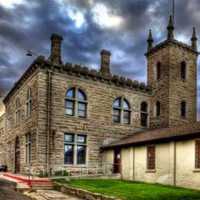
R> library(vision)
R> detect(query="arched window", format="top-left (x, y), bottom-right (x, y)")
top-left (156, 62), bottom-right (161, 80)
top-left (65, 88), bottom-right (87, 118)
top-left (181, 61), bottom-right (186, 80)
top-left (140, 102), bottom-right (148, 127)
top-left (15, 99), bottom-right (20, 124)
top-left (180, 101), bottom-right (186, 117)
top-left (113, 97), bottom-right (131, 124)
top-left (155, 101), bottom-right (161, 117)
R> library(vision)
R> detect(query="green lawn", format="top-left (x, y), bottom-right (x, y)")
top-left (55, 179), bottom-right (200, 200)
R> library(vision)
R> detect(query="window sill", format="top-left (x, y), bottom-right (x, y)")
top-left (146, 170), bottom-right (156, 173)
top-left (193, 169), bottom-right (200, 172)
top-left (112, 122), bottom-right (132, 126)
top-left (65, 115), bottom-right (89, 121)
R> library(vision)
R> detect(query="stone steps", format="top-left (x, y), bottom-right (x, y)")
top-left (32, 182), bottom-right (54, 190)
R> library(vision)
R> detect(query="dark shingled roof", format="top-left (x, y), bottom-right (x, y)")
top-left (102, 122), bottom-right (200, 150)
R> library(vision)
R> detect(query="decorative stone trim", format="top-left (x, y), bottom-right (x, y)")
top-left (54, 182), bottom-right (122, 200)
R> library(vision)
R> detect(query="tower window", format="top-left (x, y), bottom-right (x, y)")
top-left (180, 101), bottom-right (186, 117)
top-left (181, 61), bottom-right (186, 80)
top-left (156, 62), bottom-right (161, 80)
top-left (140, 102), bottom-right (149, 127)
top-left (113, 97), bottom-right (131, 124)
top-left (155, 101), bottom-right (161, 117)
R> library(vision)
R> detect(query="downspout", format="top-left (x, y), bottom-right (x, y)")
top-left (47, 70), bottom-right (52, 176)
top-left (173, 141), bottom-right (176, 186)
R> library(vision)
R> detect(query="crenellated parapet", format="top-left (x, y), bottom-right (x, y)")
top-left (3, 55), bottom-right (151, 104)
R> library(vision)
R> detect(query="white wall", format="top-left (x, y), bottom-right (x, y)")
top-left (103, 139), bottom-right (200, 190)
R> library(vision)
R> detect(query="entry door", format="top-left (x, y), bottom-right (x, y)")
top-left (114, 149), bottom-right (121, 173)
top-left (15, 137), bottom-right (20, 173)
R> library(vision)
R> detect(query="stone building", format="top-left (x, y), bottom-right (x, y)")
top-left (0, 16), bottom-right (199, 190)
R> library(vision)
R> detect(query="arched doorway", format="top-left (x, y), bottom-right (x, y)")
top-left (15, 136), bottom-right (20, 173)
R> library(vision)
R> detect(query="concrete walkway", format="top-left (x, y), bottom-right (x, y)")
top-left (24, 190), bottom-right (83, 200)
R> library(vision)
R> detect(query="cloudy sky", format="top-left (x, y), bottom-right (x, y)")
top-left (0, 0), bottom-right (200, 119)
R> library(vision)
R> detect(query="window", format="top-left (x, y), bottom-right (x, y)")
top-left (26, 89), bottom-right (32, 117)
top-left (147, 146), bottom-right (155, 170)
top-left (7, 107), bottom-right (11, 130)
top-left (180, 101), bottom-right (186, 117)
top-left (15, 99), bottom-right (20, 124)
top-left (64, 134), bottom-right (87, 165)
top-left (140, 102), bottom-right (148, 127)
top-left (7, 142), bottom-right (11, 166)
top-left (195, 140), bottom-right (200, 169)
top-left (113, 97), bottom-right (131, 124)
top-left (65, 88), bottom-right (87, 118)
top-left (156, 62), bottom-right (161, 80)
top-left (155, 101), bottom-right (161, 117)
top-left (181, 61), bottom-right (186, 80)
top-left (25, 133), bottom-right (31, 164)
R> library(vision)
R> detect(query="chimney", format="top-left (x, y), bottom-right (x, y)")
top-left (50, 33), bottom-right (63, 64)
top-left (100, 49), bottom-right (111, 76)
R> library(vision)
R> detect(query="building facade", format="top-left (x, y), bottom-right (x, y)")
top-left (0, 16), bottom-right (199, 190)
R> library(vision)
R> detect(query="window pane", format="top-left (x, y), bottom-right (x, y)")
top-left (156, 102), bottom-right (160, 117)
top-left (78, 103), bottom-right (86, 117)
top-left (114, 99), bottom-right (120, 107)
top-left (123, 100), bottom-right (130, 109)
top-left (78, 103), bottom-right (86, 110)
top-left (66, 89), bottom-right (75, 98)
top-left (78, 90), bottom-right (86, 100)
top-left (181, 101), bottom-right (186, 117)
top-left (181, 62), bottom-right (186, 80)
top-left (64, 145), bottom-right (73, 164)
top-left (123, 118), bottom-right (130, 124)
top-left (77, 146), bottom-right (86, 164)
top-left (66, 108), bottom-right (73, 115)
top-left (141, 102), bottom-right (147, 112)
top-left (156, 62), bottom-right (161, 80)
top-left (77, 135), bottom-right (86, 144)
top-left (123, 111), bottom-right (130, 118)
top-left (65, 134), bottom-right (74, 142)
top-left (141, 113), bottom-right (148, 127)
top-left (113, 109), bottom-right (120, 116)
top-left (66, 100), bottom-right (74, 109)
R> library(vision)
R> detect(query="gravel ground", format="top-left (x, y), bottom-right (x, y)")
top-left (0, 178), bottom-right (32, 200)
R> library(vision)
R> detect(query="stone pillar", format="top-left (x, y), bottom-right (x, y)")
top-left (100, 49), bottom-right (111, 76)
top-left (50, 33), bottom-right (63, 64)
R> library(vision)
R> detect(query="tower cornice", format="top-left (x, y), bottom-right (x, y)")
top-left (145, 39), bottom-right (199, 57)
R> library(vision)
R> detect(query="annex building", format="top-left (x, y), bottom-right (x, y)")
top-left (0, 16), bottom-right (200, 190)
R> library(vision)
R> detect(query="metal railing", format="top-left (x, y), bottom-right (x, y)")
top-left (47, 163), bottom-right (121, 178)
top-left (24, 164), bottom-right (35, 187)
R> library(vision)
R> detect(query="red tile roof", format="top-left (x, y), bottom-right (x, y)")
top-left (102, 122), bottom-right (200, 149)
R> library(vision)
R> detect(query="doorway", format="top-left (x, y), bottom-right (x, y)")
top-left (114, 149), bottom-right (121, 173)
top-left (15, 136), bottom-right (20, 173)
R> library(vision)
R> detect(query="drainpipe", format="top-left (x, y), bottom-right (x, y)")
top-left (47, 33), bottom-right (62, 177)
top-left (173, 141), bottom-right (176, 186)
top-left (47, 70), bottom-right (52, 177)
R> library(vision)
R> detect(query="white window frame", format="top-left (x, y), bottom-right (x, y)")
top-left (26, 89), bottom-right (32, 117)
top-left (25, 133), bottom-right (31, 164)
top-left (64, 133), bottom-right (87, 165)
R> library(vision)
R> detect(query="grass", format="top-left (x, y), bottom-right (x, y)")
top-left (54, 179), bottom-right (200, 200)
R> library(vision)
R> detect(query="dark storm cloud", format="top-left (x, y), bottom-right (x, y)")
top-left (0, 0), bottom-right (200, 117)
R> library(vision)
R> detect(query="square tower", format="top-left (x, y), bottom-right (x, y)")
top-left (146, 16), bottom-right (198, 129)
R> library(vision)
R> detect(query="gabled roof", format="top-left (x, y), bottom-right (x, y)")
top-left (102, 122), bottom-right (200, 150)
